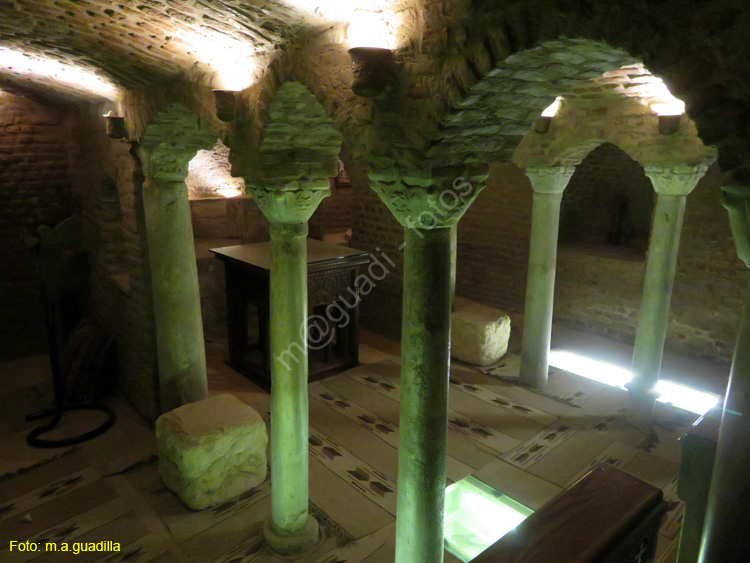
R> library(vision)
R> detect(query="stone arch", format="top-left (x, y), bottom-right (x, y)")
top-left (140, 103), bottom-right (219, 414)
top-left (512, 63), bottom-right (716, 170)
top-left (446, 2), bottom-right (750, 181)
top-left (429, 39), bottom-right (646, 168)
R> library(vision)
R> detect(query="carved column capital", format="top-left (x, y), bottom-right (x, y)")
top-left (644, 163), bottom-right (709, 196)
top-left (370, 170), bottom-right (487, 229)
top-left (525, 166), bottom-right (576, 194)
top-left (246, 183), bottom-right (330, 224)
top-left (140, 148), bottom-right (194, 183)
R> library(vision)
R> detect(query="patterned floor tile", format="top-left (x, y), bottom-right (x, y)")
top-left (503, 422), bottom-right (577, 470)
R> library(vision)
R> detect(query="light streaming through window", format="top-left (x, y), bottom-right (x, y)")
top-left (548, 350), bottom-right (720, 415)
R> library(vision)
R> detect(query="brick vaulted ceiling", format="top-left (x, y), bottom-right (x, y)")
top-left (0, 1), bottom-right (333, 101)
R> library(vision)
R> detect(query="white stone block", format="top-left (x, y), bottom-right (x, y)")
top-left (451, 302), bottom-right (511, 366)
top-left (156, 393), bottom-right (268, 510)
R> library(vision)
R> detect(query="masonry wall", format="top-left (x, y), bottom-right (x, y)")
top-left (0, 92), bottom-right (75, 361)
top-left (559, 143), bottom-right (654, 253)
top-left (310, 180), bottom-right (357, 238)
top-left (70, 106), bottom-right (160, 422)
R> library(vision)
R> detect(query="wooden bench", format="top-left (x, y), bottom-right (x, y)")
top-left (474, 464), bottom-right (669, 562)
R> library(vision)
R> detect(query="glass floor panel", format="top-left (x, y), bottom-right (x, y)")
top-left (444, 476), bottom-right (534, 562)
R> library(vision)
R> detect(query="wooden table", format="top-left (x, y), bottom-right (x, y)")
top-left (211, 239), bottom-right (370, 390)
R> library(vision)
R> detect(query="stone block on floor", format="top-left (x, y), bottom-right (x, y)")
top-left (451, 300), bottom-right (511, 366)
top-left (155, 393), bottom-right (268, 510)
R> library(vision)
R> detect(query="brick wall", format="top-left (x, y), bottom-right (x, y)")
top-left (310, 179), bottom-right (357, 238)
top-left (560, 143), bottom-right (654, 254)
top-left (0, 91), bottom-right (75, 360)
top-left (70, 104), bottom-right (160, 422)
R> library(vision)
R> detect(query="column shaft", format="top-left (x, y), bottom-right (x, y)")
top-left (629, 193), bottom-right (686, 418)
top-left (268, 222), bottom-right (312, 533)
top-left (520, 191), bottom-right (564, 387)
top-left (143, 179), bottom-right (207, 412)
top-left (698, 280), bottom-right (750, 561)
top-left (449, 223), bottom-right (457, 311)
top-left (395, 227), bottom-right (453, 563)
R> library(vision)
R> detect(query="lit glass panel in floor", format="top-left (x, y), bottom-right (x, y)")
top-left (548, 350), bottom-right (721, 415)
top-left (444, 476), bottom-right (533, 562)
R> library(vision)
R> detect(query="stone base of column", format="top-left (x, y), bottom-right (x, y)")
top-left (263, 515), bottom-right (320, 556)
top-left (624, 383), bottom-right (660, 425)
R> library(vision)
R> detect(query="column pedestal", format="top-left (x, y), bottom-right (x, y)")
top-left (520, 167), bottom-right (575, 388)
top-left (143, 179), bottom-right (207, 412)
top-left (395, 227), bottom-right (453, 563)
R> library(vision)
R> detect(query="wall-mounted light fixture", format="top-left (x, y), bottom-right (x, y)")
top-left (213, 89), bottom-right (238, 122)
top-left (348, 47), bottom-right (397, 99)
top-left (657, 114), bottom-right (681, 135)
top-left (103, 111), bottom-right (127, 139)
top-left (651, 98), bottom-right (685, 135)
top-left (535, 97), bottom-right (562, 134)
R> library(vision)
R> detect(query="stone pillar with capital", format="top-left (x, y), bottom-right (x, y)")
top-left (627, 164), bottom-right (708, 422)
top-left (226, 81), bottom-right (344, 556)
top-left (247, 183), bottom-right (330, 555)
top-left (519, 166), bottom-right (576, 388)
top-left (140, 104), bottom-right (218, 414)
top-left (371, 165), bottom-right (486, 563)
top-left (698, 183), bottom-right (750, 562)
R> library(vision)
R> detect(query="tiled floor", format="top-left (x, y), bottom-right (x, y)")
top-left (0, 329), bottom-right (701, 562)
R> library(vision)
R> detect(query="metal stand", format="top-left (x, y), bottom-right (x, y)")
top-left (26, 294), bottom-right (116, 448)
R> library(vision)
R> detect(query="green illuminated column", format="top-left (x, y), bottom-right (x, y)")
top-left (225, 80), bottom-right (343, 555)
top-left (398, 226), bottom-right (453, 563)
top-left (698, 184), bottom-right (750, 562)
top-left (248, 187), bottom-right (329, 556)
top-left (450, 223), bottom-right (457, 311)
top-left (519, 166), bottom-right (575, 388)
top-left (627, 164), bottom-right (707, 422)
top-left (371, 168), bottom-right (486, 563)
top-left (143, 178), bottom-right (208, 412)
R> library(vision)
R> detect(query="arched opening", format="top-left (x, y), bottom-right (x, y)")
top-left (185, 140), bottom-right (268, 347)
top-left (559, 143), bottom-right (654, 260)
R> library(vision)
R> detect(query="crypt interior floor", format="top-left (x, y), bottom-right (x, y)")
top-left (0, 325), bottom-right (728, 563)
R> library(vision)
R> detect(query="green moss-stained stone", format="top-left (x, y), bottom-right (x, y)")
top-left (156, 394), bottom-right (268, 510)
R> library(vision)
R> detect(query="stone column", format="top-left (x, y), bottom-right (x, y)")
top-left (519, 166), bottom-right (575, 388)
top-left (143, 177), bottom-right (208, 412)
top-left (450, 223), bottom-right (457, 310)
top-left (247, 186), bottom-right (329, 556)
top-left (627, 164), bottom-right (707, 421)
top-left (371, 170), bottom-right (485, 563)
top-left (698, 184), bottom-right (750, 562)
